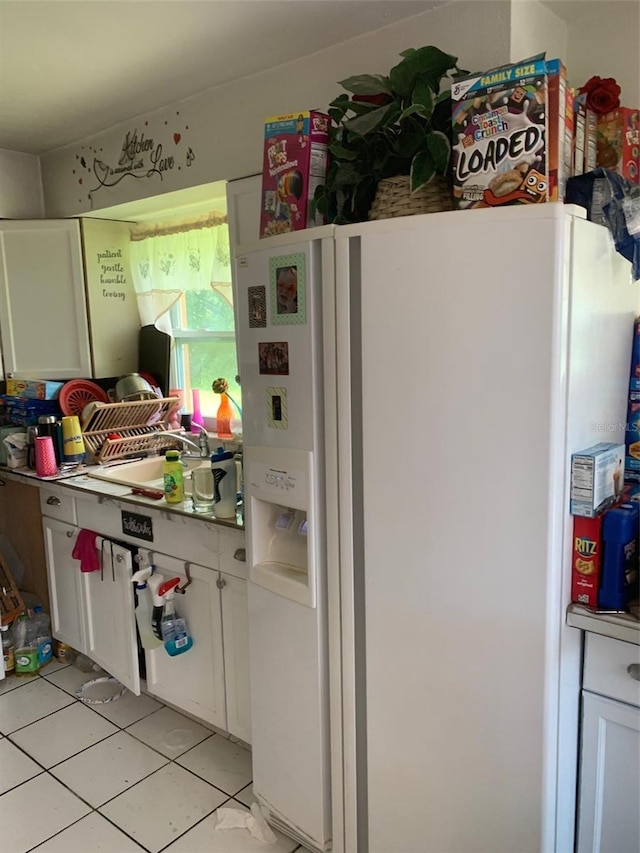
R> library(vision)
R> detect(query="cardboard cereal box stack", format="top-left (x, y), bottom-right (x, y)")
top-left (451, 55), bottom-right (572, 209)
top-left (596, 108), bottom-right (640, 184)
top-left (259, 111), bottom-right (329, 239)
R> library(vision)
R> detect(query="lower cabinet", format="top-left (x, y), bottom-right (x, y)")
top-left (576, 634), bottom-right (640, 853)
top-left (42, 518), bottom-right (86, 654)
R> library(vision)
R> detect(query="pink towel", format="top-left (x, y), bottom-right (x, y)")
top-left (71, 529), bottom-right (100, 573)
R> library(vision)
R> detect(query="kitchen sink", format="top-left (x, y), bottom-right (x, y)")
top-left (88, 456), bottom-right (209, 494)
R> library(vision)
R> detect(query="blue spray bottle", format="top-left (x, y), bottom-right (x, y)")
top-left (158, 577), bottom-right (193, 656)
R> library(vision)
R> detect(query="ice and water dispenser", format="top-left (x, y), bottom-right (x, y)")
top-left (244, 446), bottom-right (317, 608)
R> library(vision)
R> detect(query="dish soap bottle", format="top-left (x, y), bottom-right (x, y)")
top-left (13, 614), bottom-right (40, 677)
top-left (131, 568), bottom-right (163, 650)
top-left (163, 450), bottom-right (184, 504)
top-left (158, 578), bottom-right (193, 656)
top-left (1, 624), bottom-right (15, 675)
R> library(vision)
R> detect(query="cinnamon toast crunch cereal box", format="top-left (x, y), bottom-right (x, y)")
top-left (451, 56), bottom-right (571, 209)
top-left (260, 111), bottom-right (329, 238)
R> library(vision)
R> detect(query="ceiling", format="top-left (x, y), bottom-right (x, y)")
top-left (0, 0), bottom-right (442, 156)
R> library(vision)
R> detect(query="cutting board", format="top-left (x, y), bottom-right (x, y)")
top-left (138, 325), bottom-right (171, 396)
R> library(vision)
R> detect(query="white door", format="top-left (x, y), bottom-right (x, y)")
top-left (577, 691), bottom-right (640, 853)
top-left (42, 518), bottom-right (86, 653)
top-left (82, 540), bottom-right (140, 694)
top-left (220, 573), bottom-right (251, 743)
top-left (142, 551), bottom-right (227, 729)
top-left (0, 220), bottom-right (91, 378)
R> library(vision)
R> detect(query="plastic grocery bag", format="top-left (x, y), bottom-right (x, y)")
top-left (215, 804), bottom-right (278, 844)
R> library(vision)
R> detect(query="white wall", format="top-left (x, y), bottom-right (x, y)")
top-left (0, 149), bottom-right (44, 218)
top-left (40, 1), bottom-right (512, 218)
top-left (510, 0), bottom-right (568, 63)
top-left (567, 1), bottom-right (640, 105)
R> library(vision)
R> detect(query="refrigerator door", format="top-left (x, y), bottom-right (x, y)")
top-left (335, 206), bottom-right (637, 853)
top-left (235, 232), bottom-right (333, 851)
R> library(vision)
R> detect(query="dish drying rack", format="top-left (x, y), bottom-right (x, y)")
top-left (82, 398), bottom-right (182, 463)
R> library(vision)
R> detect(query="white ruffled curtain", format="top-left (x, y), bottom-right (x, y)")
top-left (129, 212), bottom-right (229, 333)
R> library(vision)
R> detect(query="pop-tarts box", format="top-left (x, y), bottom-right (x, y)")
top-left (5, 378), bottom-right (64, 400)
top-left (629, 317), bottom-right (640, 392)
top-left (570, 442), bottom-right (625, 517)
top-left (260, 111), bottom-right (329, 239)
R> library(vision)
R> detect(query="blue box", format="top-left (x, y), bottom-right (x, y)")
top-left (599, 502), bottom-right (639, 610)
top-left (570, 443), bottom-right (625, 517)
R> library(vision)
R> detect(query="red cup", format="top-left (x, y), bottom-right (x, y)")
top-left (35, 436), bottom-right (59, 477)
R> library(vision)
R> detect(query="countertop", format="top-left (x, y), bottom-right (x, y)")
top-left (0, 464), bottom-right (245, 531)
top-left (566, 603), bottom-right (640, 646)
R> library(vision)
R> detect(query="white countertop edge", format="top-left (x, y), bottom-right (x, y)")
top-left (567, 604), bottom-right (640, 646)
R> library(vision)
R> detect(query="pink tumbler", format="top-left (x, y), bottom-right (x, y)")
top-left (35, 436), bottom-right (59, 477)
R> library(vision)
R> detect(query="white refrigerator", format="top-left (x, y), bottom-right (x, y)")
top-left (234, 204), bottom-right (638, 853)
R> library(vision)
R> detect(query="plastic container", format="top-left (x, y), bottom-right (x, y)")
top-left (32, 606), bottom-right (53, 667)
top-left (191, 389), bottom-right (205, 432)
top-left (211, 446), bottom-right (237, 518)
top-left (131, 568), bottom-right (163, 649)
top-left (599, 502), bottom-right (640, 610)
top-left (13, 614), bottom-right (40, 677)
top-left (159, 578), bottom-right (193, 656)
top-left (1, 623), bottom-right (15, 675)
top-left (163, 450), bottom-right (184, 504)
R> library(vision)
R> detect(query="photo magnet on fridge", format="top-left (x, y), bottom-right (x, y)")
top-left (269, 253), bottom-right (307, 325)
top-left (248, 285), bottom-right (267, 328)
top-left (266, 386), bottom-right (288, 429)
top-left (258, 342), bottom-right (289, 375)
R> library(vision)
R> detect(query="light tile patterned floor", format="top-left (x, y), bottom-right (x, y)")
top-left (0, 664), bottom-right (310, 853)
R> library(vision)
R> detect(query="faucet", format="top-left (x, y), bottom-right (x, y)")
top-left (155, 429), bottom-right (210, 459)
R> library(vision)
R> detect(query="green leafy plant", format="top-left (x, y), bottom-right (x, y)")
top-left (313, 46), bottom-right (463, 224)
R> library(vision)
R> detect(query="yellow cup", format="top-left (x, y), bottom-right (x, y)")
top-left (61, 415), bottom-right (86, 462)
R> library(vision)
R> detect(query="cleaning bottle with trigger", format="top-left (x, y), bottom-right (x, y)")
top-left (147, 569), bottom-right (165, 642)
top-left (131, 567), bottom-right (163, 650)
top-left (158, 578), bottom-right (193, 656)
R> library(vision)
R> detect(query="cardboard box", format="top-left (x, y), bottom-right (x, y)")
top-left (596, 108), bottom-right (640, 184)
top-left (259, 111), bottom-right (329, 238)
top-left (451, 56), bottom-right (571, 209)
top-left (0, 553), bottom-right (25, 626)
top-left (571, 514), bottom-right (604, 608)
top-left (625, 390), bottom-right (640, 477)
top-left (5, 379), bottom-right (64, 400)
top-left (573, 95), bottom-right (598, 175)
top-left (570, 443), bottom-right (625, 517)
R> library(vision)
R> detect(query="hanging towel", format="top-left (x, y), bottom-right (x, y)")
top-left (71, 529), bottom-right (100, 573)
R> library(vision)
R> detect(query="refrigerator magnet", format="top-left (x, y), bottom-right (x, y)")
top-left (248, 285), bottom-right (267, 328)
top-left (269, 253), bottom-right (307, 325)
top-left (266, 386), bottom-right (288, 429)
top-left (258, 341), bottom-right (289, 375)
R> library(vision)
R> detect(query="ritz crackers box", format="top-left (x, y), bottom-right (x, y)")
top-left (451, 56), bottom-right (572, 209)
top-left (571, 515), bottom-right (604, 607)
top-left (259, 111), bottom-right (329, 239)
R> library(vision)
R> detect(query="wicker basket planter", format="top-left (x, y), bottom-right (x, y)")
top-left (368, 174), bottom-right (453, 220)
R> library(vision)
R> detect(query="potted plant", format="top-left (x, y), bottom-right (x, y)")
top-left (313, 46), bottom-right (463, 224)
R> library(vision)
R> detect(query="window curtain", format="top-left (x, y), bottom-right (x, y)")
top-left (129, 212), bottom-right (228, 333)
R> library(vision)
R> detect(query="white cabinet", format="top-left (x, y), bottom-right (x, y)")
top-left (42, 518), bottom-right (86, 653)
top-left (577, 634), bottom-right (640, 853)
top-left (82, 541), bottom-right (140, 694)
top-left (0, 220), bottom-right (91, 379)
top-left (226, 174), bottom-right (261, 250)
top-left (220, 572), bottom-right (251, 743)
top-left (0, 218), bottom-right (138, 380)
top-left (140, 551), bottom-right (227, 730)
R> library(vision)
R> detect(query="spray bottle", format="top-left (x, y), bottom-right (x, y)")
top-left (158, 577), bottom-right (193, 656)
top-left (131, 568), bottom-right (163, 650)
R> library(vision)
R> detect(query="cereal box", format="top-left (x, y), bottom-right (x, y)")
top-left (570, 442), bottom-right (625, 518)
top-left (260, 111), bottom-right (329, 238)
top-left (451, 56), bottom-right (571, 209)
top-left (596, 108), bottom-right (640, 184)
top-left (571, 514), bottom-right (605, 608)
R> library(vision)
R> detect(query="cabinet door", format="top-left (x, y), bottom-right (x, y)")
top-left (141, 551), bottom-right (227, 729)
top-left (226, 174), bottom-right (261, 250)
top-left (82, 540), bottom-right (140, 695)
top-left (0, 220), bottom-right (91, 378)
top-left (220, 573), bottom-right (251, 743)
top-left (577, 691), bottom-right (640, 853)
top-left (42, 518), bottom-right (86, 653)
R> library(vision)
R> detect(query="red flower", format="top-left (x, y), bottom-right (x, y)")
top-left (578, 76), bottom-right (621, 115)
top-left (352, 93), bottom-right (393, 107)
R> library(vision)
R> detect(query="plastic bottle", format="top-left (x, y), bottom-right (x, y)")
top-left (13, 614), bottom-right (40, 677)
top-left (131, 568), bottom-right (163, 649)
top-left (1, 623), bottom-right (15, 675)
top-left (158, 578), bottom-right (193, 656)
top-left (148, 570), bottom-right (166, 641)
top-left (32, 606), bottom-right (53, 667)
top-left (163, 450), bottom-right (184, 504)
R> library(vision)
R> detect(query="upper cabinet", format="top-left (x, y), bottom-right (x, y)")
top-left (0, 218), bottom-right (139, 380)
top-left (226, 175), bottom-right (261, 251)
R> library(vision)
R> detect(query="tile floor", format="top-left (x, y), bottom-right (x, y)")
top-left (0, 660), bottom-right (309, 853)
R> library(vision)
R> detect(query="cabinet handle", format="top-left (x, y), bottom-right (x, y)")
top-left (66, 530), bottom-right (74, 538)
top-left (627, 663), bottom-right (640, 682)
top-left (46, 496), bottom-right (61, 506)
top-left (216, 577), bottom-right (227, 590)
top-left (234, 548), bottom-right (246, 562)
